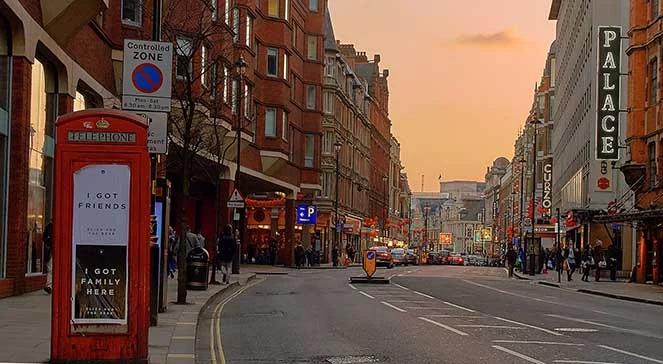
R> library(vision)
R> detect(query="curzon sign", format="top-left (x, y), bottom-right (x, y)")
top-left (596, 26), bottom-right (622, 161)
top-left (542, 160), bottom-right (553, 216)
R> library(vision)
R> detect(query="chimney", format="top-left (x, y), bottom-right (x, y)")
top-left (383, 69), bottom-right (389, 78)
top-left (374, 54), bottom-right (381, 63)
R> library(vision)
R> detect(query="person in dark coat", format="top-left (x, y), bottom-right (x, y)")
top-left (43, 222), bottom-right (53, 294)
top-left (269, 238), bottom-right (278, 266)
top-left (505, 245), bottom-right (517, 278)
top-left (593, 241), bottom-right (604, 282)
top-left (346, 244), bottom-right (356, 264)
top-left (581, 244), bottom-right (592, 282)
top-left (607, 243), bottom-right (620, 281)
top-left (555, 243), bottom-right (565, 283)
top-left (217, 225), bottom-right (236, 284)
top-left (294, 242), bottom-right (305, 269)
top-left (331, 246), bottom-right (339, 267)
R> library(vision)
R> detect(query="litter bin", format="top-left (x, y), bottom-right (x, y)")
top-left (187, 247), bottom-right (209, 290)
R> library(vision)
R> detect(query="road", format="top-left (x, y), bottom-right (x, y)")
top-left (197, 265), bottom-right (663, 364)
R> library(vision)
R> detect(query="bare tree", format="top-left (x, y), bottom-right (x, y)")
top-left (161, 0), bottom-right (244, 303)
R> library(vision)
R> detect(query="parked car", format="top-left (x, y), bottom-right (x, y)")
top-left (438, 250), bottom-right (451, 265)
top-left (449, 253), bottom-right (465, 266)
top-left (426, 251), bottom-right (440, 265)
top-left (406, 249), bottom-right (419, 265)
top-left (369, 246), bottom-right (393, 268)
top-left (391, 248), bottom-right (408, 266)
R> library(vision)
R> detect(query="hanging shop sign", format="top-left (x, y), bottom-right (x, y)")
top-left (596, 26), bottom-right (622, 161)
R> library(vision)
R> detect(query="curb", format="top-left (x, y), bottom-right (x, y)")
top-left (576, 288), bottom-right (663, 306)
top-left (509, 270), bottom-right (530, 280)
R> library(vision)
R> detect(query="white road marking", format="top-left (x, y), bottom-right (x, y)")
top-left (554, 361), bottom-right (624, 364)
top-left (464, 279), bottom-right (551, 303)
top-left (592, 309), bottom-right (609, 315)
top-left (493, 340), bottom-right (584, 346)
top-left (598, 345), bottom-right (663, 364)
top-left (393, 283), bottom-right (410, 290)
top-left (172, 336), bottom-right (196, 340)
top-left (419, 317), bottom-right (469, 336)
top-left (554, 328), bottom-right (599, 333)
top-left (426, 314), bottom-right (483, 318)
top-left (457, 324), bottom-right (524, 329)
top-left (386, 300), bottom-right (429, 303)
top-left (494, 316), bottom-right (563, 336)
top-left (442, 301), bottom-right (476, 313)
top-left (348, 284), bottom-right (357, 290)
top-left (413, 290), bottom-right (435, 299)
top-left (167, 354), bottom-right (196, 359)
top-left (359, 291), bottom-right (375, 299)
top-left (546, 314), bottom-right (663, 339)
top-left (492, 345), bottom-right (547, 364)
top-left (403, 306), bottom-right (452, 310)
top-left (381, 301), bottom-right (407, 312)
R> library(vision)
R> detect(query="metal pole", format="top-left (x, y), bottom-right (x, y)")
top-left (520, 159), bottom-right (525, 251)
top-left (232, 73), bottom-right (243, 274)
top-left (556, 207), bottom-right (561, 283)
top-left (530, 123), bottom-right (538, 276)
top-left (334, 149), bottom-right (340, 265)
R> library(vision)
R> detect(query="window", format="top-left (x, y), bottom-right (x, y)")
top-left (325, 57), bottom-right (334, 76)
top-left (201, 45), bottom-right (208, 88)
top-left (305, 134), bottom-right (315, 167)
top-left (244, 84), bottom-right (251, 117)
top-left (210, 62), bottom-right (218, 98)
top-left (650, 58), bottom-right (658, 104)
top-left (309, 0), bottom-right (318, 12)
top-left (176, 37), bottom-right (193, 79)
top-left (267, 48), bottom-right (278, 77)
top-left (245, 15), bottom-right (253, 47)
top-left (223, 66), bottom-right (230, 103)
top-left (307, 36), bottom-right (317, 60)
top-left (225, 0), bottom-right (230, 24)
top-left (283, 53), bottom-right (288, 80)
top-left (268, 0), bottom-right (279, 17)
top-left (322, 131), bottom-right (333, 154)
top-left (232, 79), bottom-right (238, 114)
top-left (307, 85), bottom-right (316, 110)
top-left (649, 142), bottom-right (658, 188)
top-left (122, 0), bottom-right (142, 26)
top-left (323, 91), bottom-right (334, 114)
top-left (282, 112), bottom-right (288, 141)
top-left (653, 0), bottom-right (660, 19)
top-left (0, 21), bottom-right (10, 277)
top-left (211, 0), bottom-right (217, 20)
top-left (28, 58), bottom-right (57, 275)
top-left (285, 0), bottom-right (290, 20)
top-left (232, 7), bottom-right (240, 43)
top-left (265, 108), bottom-right (277, 137)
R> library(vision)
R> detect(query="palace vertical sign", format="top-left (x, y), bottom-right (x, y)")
top-left (596, 26), bottom-right (622, 161)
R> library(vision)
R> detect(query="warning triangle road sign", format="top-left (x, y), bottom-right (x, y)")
top-left (229, 189), bottom-right (244, 202)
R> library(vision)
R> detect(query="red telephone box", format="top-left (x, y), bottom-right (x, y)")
top-left (51, 109), bottom-right (151, 363)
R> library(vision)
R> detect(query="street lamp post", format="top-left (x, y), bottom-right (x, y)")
top-left (382, 175), bottom-right (388, 245)
top-left (232, 56), bottom-right (247, 275)
top-left (528, 115), bottom-right (542, 276)
top-left (333, 141), bottom-right (342, 265)
top-left (518, 157), bottom-right (526, 255)
top-left (423, 204), bottom-right (430, 251)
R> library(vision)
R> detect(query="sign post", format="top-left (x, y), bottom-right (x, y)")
top-left (51, 109), bottom-right (151, 363)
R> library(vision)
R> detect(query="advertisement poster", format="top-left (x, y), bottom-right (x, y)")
top-left (72, 164), bottom-right (130, 324)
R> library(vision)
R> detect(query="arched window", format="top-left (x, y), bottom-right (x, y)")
top-left (0, 16), bottom-right (10, 278)
top-left (27, 57), bottom-right (57, 275)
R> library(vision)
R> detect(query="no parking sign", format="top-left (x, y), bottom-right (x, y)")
top-left (122, 40), bottom-right (173, 112)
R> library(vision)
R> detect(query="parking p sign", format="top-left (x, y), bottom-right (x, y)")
top-left (122, 39), bottom-right (173, 112)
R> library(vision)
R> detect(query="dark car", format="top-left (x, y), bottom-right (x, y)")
top-left (406, 249), bottom-right (419, 265)
top-left (426, 251), bottom-right (440, 265)
top-left (369, 246), bottom-right (393, 268)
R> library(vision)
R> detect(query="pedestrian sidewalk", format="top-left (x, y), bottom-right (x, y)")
top-left (0, 270), bottom-right (255, 364)
top-left (514, 269), bottom-right (663, 306)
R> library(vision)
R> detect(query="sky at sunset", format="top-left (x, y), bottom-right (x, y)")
top-left (328, 0), bottom-right (557, 192)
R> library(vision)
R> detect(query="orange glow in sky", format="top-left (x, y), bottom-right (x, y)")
top-left (328, 0), bottom-right (556, 191)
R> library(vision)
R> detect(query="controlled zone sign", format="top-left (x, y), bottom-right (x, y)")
top-left (297, 204), bottom-right (317, 224)
top-left (363, 250), bottom-right (376, 278)
top-left (122, 39), bottom-right (173, 112)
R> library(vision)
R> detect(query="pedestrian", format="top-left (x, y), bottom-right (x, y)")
top-left (305, 245), bottom-right (313, 267)
top-left (565, 241), bottom-right (577, 281)
top-left (43, 221), bottom-right (53, 294)
top-left (581, 244), bottom-right (592, 282)
top-left (269, 238), bottom-right (278, 266)
top-left (185, 226), bottom-right (200, 255)
top-left (216, 225), bottom-right (236, 284)
top-left (555, 243), bottom-right (565, 283)
top-left (332, 246), bottom-right (339, 267)
top-left (294, 241), bottom-right (305, 269)
top-left (346, 244), bottom-right (355, 264)
top-left (168, 226), bottom-right (178, 279)
top-left (593, 240), bottom-right (604, 282)
top-left (505, 245), bottom-right (517, 278)
top-left (607, 243), bottom-right (620, 281)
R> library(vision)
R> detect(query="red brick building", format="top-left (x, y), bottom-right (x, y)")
top-left (0, 0), bottom-right (325, 298)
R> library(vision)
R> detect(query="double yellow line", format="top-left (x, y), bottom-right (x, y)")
top-left (209, 277), bottom-right (264, 364)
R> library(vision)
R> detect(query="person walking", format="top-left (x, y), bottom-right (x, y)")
top-left (593, 240), bottom-right (604, 282)
top-left (43, 222), bottom-right (53, 294)
top-left (217, 225), bottom-right (236, 285)
top-left (332, 246), bottom-right (339, 267)
top-left (168, 226), bottom-right (178, 279)
top-left (607, 243), bottom-right (620, 281)
top-left (294, 241), bottom-right (305, 269)
top-left (554, 243), bottom-right (565, 283)
top-left (581, 244), bottom-right (592, 282)
top-left (505, 245), bottom-right (517, 278)
top-left (269, 238), bottom-right (278, 266)
top-left (305, 245), bottom-right (313, 267)
top-left (565, 241), bottom-right (577, 281)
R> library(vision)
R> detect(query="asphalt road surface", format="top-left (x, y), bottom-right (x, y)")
top-left (197, 265), bottom-right (663, 364)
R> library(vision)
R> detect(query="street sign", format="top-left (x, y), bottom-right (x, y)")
top-left (364, 250), bottom-right (376, 278)
top-left (227, 189), bottom-right (245, 208)
top-left (297, 204), bottom-right (317, 224)
top-left (136, 111), bottom-right (168, 154)
top-left (122, 39), bottom-right (173, 112)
